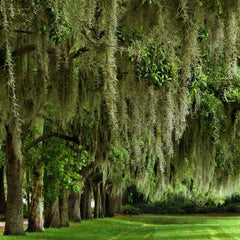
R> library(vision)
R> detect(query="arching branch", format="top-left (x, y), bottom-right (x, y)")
top-left (0, 27), bottom-right (34, 34)
top-left (12, 44), bottom-right (36, 57)
top-left (24, 132), bottom-right (80, 153)
top-left (12, 45), bottom-right (89, 59)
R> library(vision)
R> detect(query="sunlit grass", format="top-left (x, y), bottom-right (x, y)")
top-left (1, 214), bottom-right (240, 239)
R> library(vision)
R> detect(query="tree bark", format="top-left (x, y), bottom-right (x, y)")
top-left (80, 180), bottom-right (92, 220)
top-left (68, 193), bottom-right (81, 222)
top-left (0, 166), bottom-right (6, 215)
top-left (94, 183), bottom-right (100, 218)
top-left (59, 189), bottom-right (69, 227)
top-left (26, 171), bottom-right (30, 215)
top-left (105, 193), bottom-right (115, 217)
top-left (44, 199), bottom-right (60, 228)
top-left (4, 127), bottom-right (25, 235)
top-left (114, 193), bottom-right (122, 213)
top-left (94, 183), bottom-right (104, 218)
top-left (105, 193), bottom-right (122, 217)
top-left (26, 164), bottom-right (44, 232)
top-left (26, 117), bottom-right (44, 232)
top-left (122, 189), bottom-right (129, 206)
top-left (100, 183), bottom-right (106, 217)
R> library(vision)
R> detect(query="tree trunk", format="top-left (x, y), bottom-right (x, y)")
top-left (94, 183), bottom-right (104, 218)
top-left (27, 117), bottom-right (44, 232)
top-left (4, 127), bottom-right (25, 235)
top-left (105, 193), bottom-right (115, 217)
top-left (26, 165), bottom-right (44, 232)
top-left (0, 166), bottom-right (6, 215)
top-left (80, 180), bottom-right (92, 220)
top-left (114, 193), bottom-right (122, 213)
top-left (68, 193), bottom-right (81, 222)
top-left (93, 183), bottom-right (100, 218)
top-left (105, 193), bottom-right (122, 217)
top-left (44, 199), bottom-right (60, 228)
top-left (59, 189), bottom-right (69, 227)
top-left (122, 188), bottom-right (129, 206)
top-left (100, 183), bottom-right (106, 217)
top-left (26, 171), bottom-right (30, 215)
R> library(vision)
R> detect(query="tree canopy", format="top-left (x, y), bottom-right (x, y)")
top-left (1, 0), bottom-right (240, 235)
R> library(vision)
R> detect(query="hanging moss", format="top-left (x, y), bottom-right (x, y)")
top-left (2, 0), bottom-right (240, 203)
top-left (104, 0), bottom-right (240, 201)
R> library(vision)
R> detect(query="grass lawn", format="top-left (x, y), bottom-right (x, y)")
top-left (1, 214), bottom-right (240, 239)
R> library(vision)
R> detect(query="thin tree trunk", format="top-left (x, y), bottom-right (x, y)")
top-left (80, 180), bottom-right (92, 220)
top-left (0, 166), bottom-right (6, 215)
top-left (100, 183), bottom-right (106, 217)
top-left (94, 182), bottom-right (104, 218)
top-left (94, 183), bottom-right (99, 218)
top-left (68, 193), bottom-right (81, 222)
top-left (4, 127), bottom-right (25, 235)
top-left (59, 189), bottom-right (69, 227)
top-left (27, 117), bottom-right (44, 232)
top-left (26, 171), bottom-right (30, 215)
top-left (44, 199), bottom-right (60, 228)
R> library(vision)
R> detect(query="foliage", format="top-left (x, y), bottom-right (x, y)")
top-left (43, 137), bottom-right (83, 203)
top-left (117, 24), bottom-right (172, 88)
top-left (23, 203), bottom-right (28, 218)
top-left (109, 144), bottom-right (129, 169)
top-left (117, 25), bottom-right (144, 45)
top-left (107, 144), bottom-right (131, 191)
top-left (200, 92), bottom-right (225, 142)
top-left (0, 151), bottom-right (4, 168)
top-left (130, 43), bottom-right (172, 88)
top-left (198, 0), bottom-right (224, 14)
top-left (122, 204), bottom-right (141, 215)
top-left (198, 25), bottom-right (209, 42)
top-left (136, 192), bottom-right (240, 215)
top-left (188, 65), bottom-right (240, 142)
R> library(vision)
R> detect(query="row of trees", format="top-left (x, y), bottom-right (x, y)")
top-left (1, 0), bottom-right (240, 235)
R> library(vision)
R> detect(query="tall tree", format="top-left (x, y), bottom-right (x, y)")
top-left (0, 0), bottom-right (91, 234)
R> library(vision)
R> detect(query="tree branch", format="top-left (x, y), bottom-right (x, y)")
top-left (12, 44), bottom-right (89, 59)
top-left (12, 45), bottom-right (57, 57)
top-left (0, 27), bottom-right (34, 34)
top-left (24, 132), bottom-right (80, 153)
top-left (12, 44), bottom-right (36, 57)
top-left (70, 47), bottom-right (89, 59)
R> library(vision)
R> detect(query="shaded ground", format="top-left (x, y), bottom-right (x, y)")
top-left (0, 214), bottom-right (240, 239)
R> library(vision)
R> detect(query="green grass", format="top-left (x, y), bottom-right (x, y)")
top-left (1, 214), bottom-right (240, 239)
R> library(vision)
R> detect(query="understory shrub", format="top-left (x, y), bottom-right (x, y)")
top-left (122, 204), bottom-right (141, 215)
top-left (135, 193), bottom-right (240, 214)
